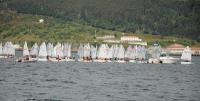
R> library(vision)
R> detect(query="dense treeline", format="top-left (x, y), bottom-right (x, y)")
top-left (1, 0), bottom-right (200, 41)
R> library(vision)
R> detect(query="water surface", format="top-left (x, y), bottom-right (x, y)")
top-left (0, 57), bottom-right (200, 101)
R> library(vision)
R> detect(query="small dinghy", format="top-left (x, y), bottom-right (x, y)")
top-left (159, 52), bottom-right (179, 64)
top-left (148, 44), bottom-right (162, 64)
top-left (17, 42), bottom-right (37, 62)
top-left (38, 42), bottom-right (48, 61)
top-left (181, 46), bottom-right (192, 64)
top-left (0, 42), bottom-right (4, 58)
top-left (2, 41), bottom-right (15, 58)
top-left (63, 43), bottom-right (75, 62)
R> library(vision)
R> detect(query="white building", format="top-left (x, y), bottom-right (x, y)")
top-left (121, 36), bottom-right (142, 42)
top-left (96, 35), bottom-right (115, 40)
top-left (128, 41), bottom-right (147, 46)
top-left (103, 39), bottom-right (120, 43)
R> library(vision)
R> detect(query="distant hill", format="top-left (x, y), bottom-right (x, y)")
top-left (1, 10), bottom-right (200, 47)
top-left (0, 0), bottom-right (199, 41)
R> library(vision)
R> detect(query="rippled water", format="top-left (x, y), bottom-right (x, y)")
top-left (0, 56), bottom-right (200, 101)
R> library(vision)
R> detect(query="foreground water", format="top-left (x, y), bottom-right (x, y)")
top-left (0, 57), bottom-right (200, 101)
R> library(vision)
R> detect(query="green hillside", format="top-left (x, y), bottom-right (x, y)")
top-left (1, 0), bottom-right (199, 41)
top-left (0, 10), bottom-right (200, 47)
top-left (0, 10), bottom-right (114, 44)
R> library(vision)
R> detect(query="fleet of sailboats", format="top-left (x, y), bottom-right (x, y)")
top-left (77, 43), bottom-right (147, 63)
top-left (0, 41), bottom-right (194, 64)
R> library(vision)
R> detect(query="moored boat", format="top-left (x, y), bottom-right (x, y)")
top-left (159, 52), bottom-right (179, 64)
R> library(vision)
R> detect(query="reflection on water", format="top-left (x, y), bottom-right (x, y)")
top-left (0, 57), bottom-right (200, 101)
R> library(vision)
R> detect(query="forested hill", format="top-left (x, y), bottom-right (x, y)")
top-left (0, 0), bottom-right (200, 41)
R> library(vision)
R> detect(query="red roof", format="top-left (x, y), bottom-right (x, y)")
top-left (192, 48), bottom-right (200, 51)
top-left (167, 44), bottom-right (185, 49)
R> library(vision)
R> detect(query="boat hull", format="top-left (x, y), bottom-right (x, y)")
top-left (160, 57), bottom-right (179, 64)
top-left (38, 58), bottom-right (47, 61)
top-left (181, 61), bottom-right (192, 64)
top-left (148, 58), bottom-right (160, 64)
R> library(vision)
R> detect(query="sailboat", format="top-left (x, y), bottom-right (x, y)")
top-left (181, 46), bottom-right (192, 64)
top-left (97, 44), bottom-right (108, 62)
top-left (17, 42), bottom-right (37, 62)
top-left (148, 44), bottom-right (162, 64)
top-left (90, 45), bottom-right (98, 62)
top-left (63, 43), bottom-right (74, 61)
top-left (47, 42), bottom-right (53, 59)
top-left (49, 43), bottom-right (59, 62)
top-left (129, 45), bottom-right (137, 63)
top-left (0, 42), bottom-right (4, 58)
top-left (125, 45), bottom-right (132, 62)
top-left (2, 41), bottom-right (15, 58)
top-left (30, 43), bottom-right (39, 58)
top-left (38, 42), bottom-right (48, 61)
top-left (29, 43), bottom-right (39, 62)
top-left (83, 43), bottom-right (92, 62)
top-left (78, 44), bottom-right (84, 62)
top-left (116, 44), bottom-right (125, 63)
top-left (107, 45), bottom-right (113, 62)
top-left (137, 46), bottom-right (147, 63)
top-left (113, 44), bottom-right (119, 62)
top-left (159, 51), bottom-right (179, 64)
top-left (55, 42), bottom-right (64, 61)
top-left (49, 42), bottom-right (65, 62)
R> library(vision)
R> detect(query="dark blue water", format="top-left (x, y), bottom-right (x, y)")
top-left (0, 57), bottom-right (200, 101)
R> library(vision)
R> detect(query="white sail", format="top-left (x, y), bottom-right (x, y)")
top-left (63, 43), bottom-right (68, 57)
top-left (0, 42), bottom-right (2, 55)
top-left (68, 44), bottom-right (71, 58)
top-left (117, 44), bottom-right (125, 59)
top-left (135, 45), bottom-right (138, 59)
top-left (105, 44), bottom-right (109, 59)
top-left (9, 42), bottom-right (15, 55)
top-left (152, 45), bottom-right (161, 59)
top-left (181, 46), bottom-right (192, 61)
top-left (47, 43), bottom-right (53, 56)
top-left (39, 42), bottom-right (47, 57)
top-left (137, 46), bottom-right (142, 60)
top-left (107, 45), bottom-right (114, 59)
top-left (30, 43), bottom-right (39, 56)
top-left (3, 42), bottom-right (15, 56)
top-left (3, 42), bottom-right (8, 55)
top-left (97, 44), bottom-right (108, 59)
top-left (78, 44), bottom-right (84, 59)
top-left (55, 42), bottom-right (64, 58)
top-left (63, 43), bottom-right (71, 58)
top-left (52, 46), bottom-right (57, 58)
top-left (83, 43), bottom-right (91, 58)
top-left (125, 45), bottom-right (132, 59)
top-left (23, 41), bottom-right (29, 56)
top-left (91, 45), bottom-right (97, 59)
top-left (113, 44), bottom-right (119, 58)
top-left (141, 46), bottom-right (146, 60)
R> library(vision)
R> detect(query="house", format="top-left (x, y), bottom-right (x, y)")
top-left (96, 35), bottom-right (115, 40)
top-left (103, 39), bottom-right (120, 43)
top-left (165, 43), bottom-right (200, 56)
top-left (165, 43), bottom-right (185, 54)
top-left (121, 36), bottom-right (142, 42)
top-left (191, 48), bottom-right (200, 56)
